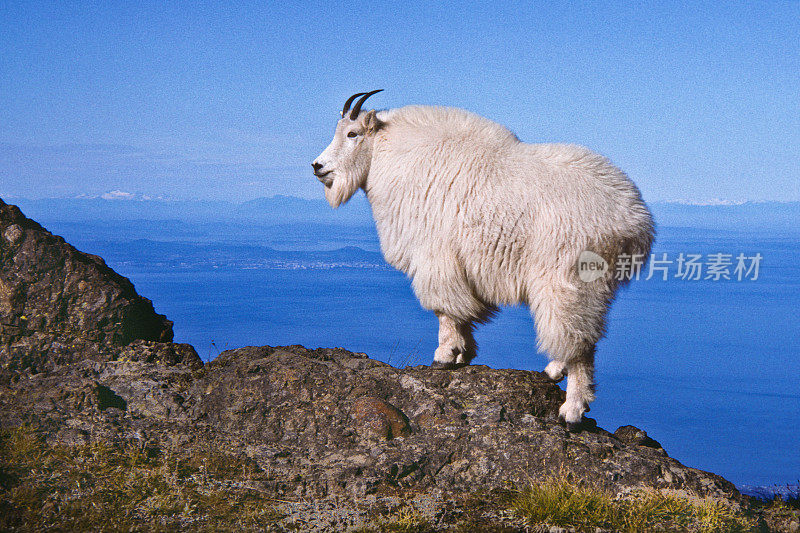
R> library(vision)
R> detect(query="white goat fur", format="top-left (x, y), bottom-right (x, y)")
top-left (314, 104), bottom-right (654, 425)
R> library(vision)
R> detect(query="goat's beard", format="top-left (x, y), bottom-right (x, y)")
top-left (324, 175), bottom-right (359, 208)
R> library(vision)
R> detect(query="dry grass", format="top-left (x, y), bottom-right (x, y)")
top-left (350, 505), bottom-right (435, 533)
top-left (0, 426), bottom-right (282, 531)
top-left (511, 476), bottom-right (756, 532)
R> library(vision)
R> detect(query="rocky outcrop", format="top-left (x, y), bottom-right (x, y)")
top-left (0, 199), bottom-right (182, 373)
top-left (1, 341), bottom-right (754, 530)
top-left (202, 346), bottom-right (743, 499)
top-left (2, 199), bottom-right (782, 531)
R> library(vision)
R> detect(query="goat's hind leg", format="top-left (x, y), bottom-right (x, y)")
top-left (530, 278), bottom-right (607, 430)
top-left (431, 313), bottom-right (476, 369)
top-left (559, 346), bottom-right (596, 430)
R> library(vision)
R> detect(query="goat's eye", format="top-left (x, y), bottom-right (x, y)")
top-left (347, 131), bottom-right (358, 138)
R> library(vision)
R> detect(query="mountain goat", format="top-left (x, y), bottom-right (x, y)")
top-left (312, 90), bottom-right (654, 429)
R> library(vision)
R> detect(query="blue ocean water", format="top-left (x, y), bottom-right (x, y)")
top-left (59, 223), bottom-right (799, 488)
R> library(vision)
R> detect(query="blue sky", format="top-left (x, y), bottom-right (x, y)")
top-left (1, 1), bottom-right (798, 202)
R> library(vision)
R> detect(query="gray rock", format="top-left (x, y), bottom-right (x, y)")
top-left (351, 396), bottom-right (412, 441)
top-left (188, 344), bottom-right (738, 501)
top-left (0, 199), bottom-right (176, 373)
top-left (0, 343), bottom-right (739, 504)
top-left (613, 425), bottom-right (663, 449)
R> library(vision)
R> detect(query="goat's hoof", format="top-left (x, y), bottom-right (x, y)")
top-left (564, 417), bottom-right (597, 433)
top-left (544, 368), bottom-right (565, 382)
top-left (566, 420), bottom-right (584, 433)
top-left (543, 361), bottom-right (566, 382)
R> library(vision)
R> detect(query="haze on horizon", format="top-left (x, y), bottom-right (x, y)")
top-left (1, 1), bottom-right (798, 203)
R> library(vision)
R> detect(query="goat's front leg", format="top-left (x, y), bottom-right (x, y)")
top-left (431, 313), bottom-right (476, 369)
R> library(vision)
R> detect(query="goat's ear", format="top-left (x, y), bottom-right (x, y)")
top-left (363, 110), bottom-right (382, 133)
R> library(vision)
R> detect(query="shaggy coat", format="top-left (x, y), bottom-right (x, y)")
top-left (314, 103), bottom-right (654, 426)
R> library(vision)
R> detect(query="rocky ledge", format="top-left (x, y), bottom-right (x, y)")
top-left (1, 198), bottom-right (794, 531)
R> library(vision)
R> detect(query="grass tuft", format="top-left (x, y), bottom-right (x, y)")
top-left (511, 476), bottom-right (755, 532)
top-left (349, 505), bottom-right (435, 533)
top-left (381, 506), bottom-right (435, 532)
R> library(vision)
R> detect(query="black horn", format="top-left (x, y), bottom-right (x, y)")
top-left (349, 89), bottom-right (383, 120)
top-left (341, 92), bottom-right (366, 117)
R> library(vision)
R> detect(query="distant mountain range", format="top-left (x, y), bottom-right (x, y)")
top-left (6, 194), bottom-right (373, 225)
top-left (5, 194), bottom-right (799, 232)
top-left (650, 201), bottom-right (800, 232)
